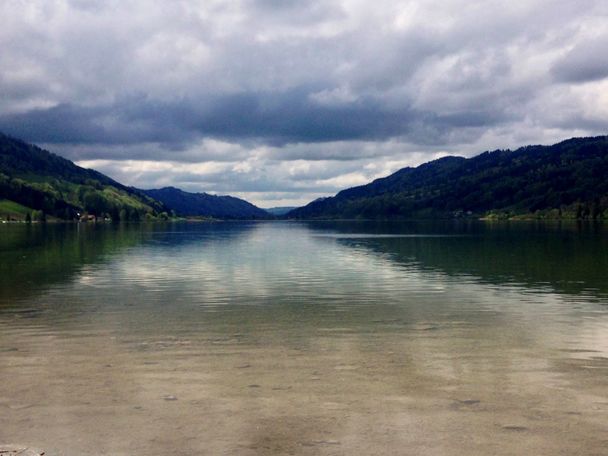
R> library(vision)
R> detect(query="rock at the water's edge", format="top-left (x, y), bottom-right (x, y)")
top-left (0, 444), bottom-right (45, 455)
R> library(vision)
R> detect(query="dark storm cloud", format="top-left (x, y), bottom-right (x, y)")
top-left (1, 0), bottom-right (607, 205)
top-left (551, 36), bottom-right (608, 83)
top-left (0, 88), bottom-right (513, 150)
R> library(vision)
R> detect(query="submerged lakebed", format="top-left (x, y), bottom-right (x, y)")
top-left (1, 221), bottom-right (607, 455)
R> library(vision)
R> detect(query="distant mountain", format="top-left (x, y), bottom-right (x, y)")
top-left (142, 187), bottom-right (269, 219)
top-left (264, 206), bottom-right (298, 216)
top-left (0, 133), bottom-right (167, 221)
top-left (288, 136), bottom-right (608, 220)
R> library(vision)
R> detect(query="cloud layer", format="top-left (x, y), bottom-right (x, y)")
top-left (1, 0), bottom-right (607, 206)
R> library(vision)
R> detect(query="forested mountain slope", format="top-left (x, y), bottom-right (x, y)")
top-left (0, 133), bottom-right (166, 221)
top-left (142, 187), bottom-right (270, 219)
top-left (287, 136), bottom-right (608, 220)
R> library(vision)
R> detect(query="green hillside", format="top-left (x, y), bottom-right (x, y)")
top-left (142, 187), bottom-right (270, 219)
top-left (0, 133), bottom-right (168, 221)
top-left (288, 136), bottom-right (608, 220)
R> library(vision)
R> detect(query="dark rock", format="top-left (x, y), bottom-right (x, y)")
top-left (502, 425), bottom-right (528, 431)
top-left (0, 445), bottom-right (45, 455)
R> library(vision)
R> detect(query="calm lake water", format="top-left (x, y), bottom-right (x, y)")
top-left (1, 221), bottom-right (607, 455)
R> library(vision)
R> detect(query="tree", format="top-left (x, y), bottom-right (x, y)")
top-left (129, 210), bottom-right (140, 222)
top-left (32, 210), bottom-right (46, 222)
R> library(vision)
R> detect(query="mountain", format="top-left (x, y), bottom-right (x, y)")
top-left (0, 133), bottom-right (271, 222)
top-left (0, 133), bottom-right (167, 221)
top-left (287, 136), bottom-right (608, 220)
top-left (142, 187), bottom-right (269, 219)
top-left (264, 206), bottom-right (298, 216)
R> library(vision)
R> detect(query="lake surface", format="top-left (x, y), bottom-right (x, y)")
top-left (1, 221), bottom-right (607, 455)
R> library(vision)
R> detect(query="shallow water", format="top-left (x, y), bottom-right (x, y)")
top-left (1, 221), bottom-right (607, 455)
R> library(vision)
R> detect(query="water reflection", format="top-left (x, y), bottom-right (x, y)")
top-left (1, 221), bottom-right (607, 337)
top-left (0, 222), bottom-right (258, 304)
top-left (1, 221), bottom-right (607, 455)
top-left (2, 221), bottom-right (606, 307)
top-left (304, 220), bottom-right (608, 299)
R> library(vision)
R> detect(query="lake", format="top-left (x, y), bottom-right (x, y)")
top-left (1, 221), bottom-right (607, 455)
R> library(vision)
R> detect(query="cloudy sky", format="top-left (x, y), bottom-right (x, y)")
top-left (1, 0), bottom-right (607, 207)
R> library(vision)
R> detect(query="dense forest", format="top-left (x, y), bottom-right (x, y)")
top-left (288, 136), bottom-right (608, 220)
top-left (142, 187), bottom-right (269, 219)
top-left (0, 133), bottom-right (168, 221)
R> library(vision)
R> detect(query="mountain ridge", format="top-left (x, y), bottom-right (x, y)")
top-left (0, 132), bottom-right (167, 221)
top-left (4, 133), bottom-right (608, 222)
top-left (141, 186), bottom-right (269, 219)
top-left (287, 136), bottom-right (608, 220)
top-left (0, 133), bottom-right (268, 221)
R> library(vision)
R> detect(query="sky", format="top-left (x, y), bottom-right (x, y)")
top-left (1, 0), bottom-right (607, 207)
